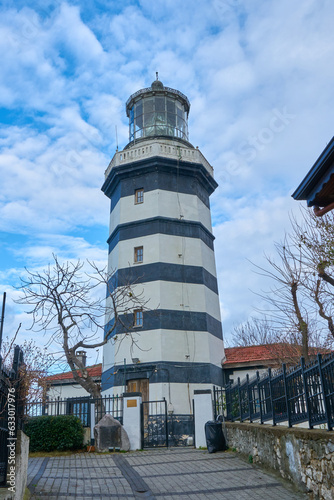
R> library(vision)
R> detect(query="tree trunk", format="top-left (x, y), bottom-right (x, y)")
top-left (291, 282), bottom-right (309, 363)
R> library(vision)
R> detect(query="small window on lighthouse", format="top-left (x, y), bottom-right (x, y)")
top-left (135, 188), bottom-right (144, 204)
top-left (134, 246), bottom-right (143, 263)
top-left (134, 309), bottom-right (143, 327)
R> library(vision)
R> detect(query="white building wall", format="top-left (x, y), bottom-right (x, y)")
top-left (47, 383), bottom-right (90, 400)
top-left (227, 367), bottom-right (269, 384)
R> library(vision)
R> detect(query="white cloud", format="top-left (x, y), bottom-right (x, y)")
top-left (1, 0), bottom-right (334, 350)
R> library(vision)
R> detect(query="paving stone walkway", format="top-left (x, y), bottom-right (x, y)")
top-left (27, 448), bottom-right (308, 499)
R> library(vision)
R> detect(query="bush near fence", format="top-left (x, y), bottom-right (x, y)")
top-left (25, 415), bottom-right (84, 452)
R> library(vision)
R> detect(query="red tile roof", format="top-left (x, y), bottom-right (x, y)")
top-left (225, 345), bottom-right (282, 365)
top-left (224, 344), bottom-right (330, 366)
top-left (46, 363), bottom-right (102, 382)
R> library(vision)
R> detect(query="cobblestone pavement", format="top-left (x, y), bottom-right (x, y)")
top-left (27, 448), bottom-right (309, 499)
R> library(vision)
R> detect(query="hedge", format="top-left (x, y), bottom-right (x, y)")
top-left (25, 415), bottom-right (84, 452)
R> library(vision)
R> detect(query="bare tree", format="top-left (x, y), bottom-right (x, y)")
top-left (291, 208), bottom-right (334, 343)
top-left (251, 238), bottom-right (311, 362)
top-left (230, 317), bottom-right (278, 347)
top-left (229, 209), bottom-right (334, 356)
top-left (16, 256), bottom-right (149, 400)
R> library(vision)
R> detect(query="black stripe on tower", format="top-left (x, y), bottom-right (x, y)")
top-left (109, 263), bottom-right (219, 294)
top-left (101, 360), bottom-right (224, 390)
top-left (108, 216), bottom-right (215, 253)
top-left (101, 157), bottom-right (217, 211)
top-left (104, 309), bottom-right (223, 340)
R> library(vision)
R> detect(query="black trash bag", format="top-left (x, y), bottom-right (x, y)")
top-left (204, 421), bottom-right (227, 453)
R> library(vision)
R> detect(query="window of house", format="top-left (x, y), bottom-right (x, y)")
top-left (134, 246), bottom-right (143, 263)
top-left (135, 188), bottom-right (144, 204)
top-left (134, 309), bottom-right (143, 327)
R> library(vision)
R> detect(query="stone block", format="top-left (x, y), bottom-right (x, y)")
top-left (94, 414), bottom-right (130, 452)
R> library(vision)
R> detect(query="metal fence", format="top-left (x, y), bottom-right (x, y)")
top-left (24, 394), bottom-right (123, 427)
top-left (214, 353), bottom-right (334, 431)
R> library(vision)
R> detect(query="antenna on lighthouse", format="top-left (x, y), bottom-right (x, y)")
top-left (156, 71), bottom-right (159, 80)
top-left (115, 125), bottom-right (119, 151)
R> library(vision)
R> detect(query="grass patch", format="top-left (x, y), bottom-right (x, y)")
top-left (29, 449), bottom-right (86, 457)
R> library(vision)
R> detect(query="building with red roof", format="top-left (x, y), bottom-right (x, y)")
top-left (45, 344), bottom-right (330, 397)
top-left (46, 362), bottom-right (102, 399)
top-left (223, 343), bottom-right (331, 385)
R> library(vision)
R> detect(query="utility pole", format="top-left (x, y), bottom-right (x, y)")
top-left (0, 292), bottom-right (6, 352)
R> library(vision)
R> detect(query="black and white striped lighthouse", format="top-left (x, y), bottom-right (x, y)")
top-left (101, 76), bottom-right (225, 415)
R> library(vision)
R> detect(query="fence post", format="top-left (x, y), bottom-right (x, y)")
top-left (246, 374), bottom-right (251, 422)
top-left (90, 401), bottom-right (95, 445)
top-left (194, 390), bottom-right (213, 448)
top-left (300, 357), bottom-right (312, 429)
top-left (163, 397), bottom-right (168, 448)
top-left (282, 364), bottom-right (291, 428)
top-left (317, 354), bottom-right (332, 431)
top-left (257, 371), bottom-right (263, 424)
top-left (123, 392), bottom-right (142, 450)
top-left (268, 368), bottom-right (275, 426)
top-left (225, 384), bottom-right (231, 421)
top-left (237, 377), bottom-right (242, 422)
top-left (213, 387), bottom-right (217, 420)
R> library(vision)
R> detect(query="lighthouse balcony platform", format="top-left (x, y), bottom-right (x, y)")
top-left (104, 138), bottom-right (214, 179)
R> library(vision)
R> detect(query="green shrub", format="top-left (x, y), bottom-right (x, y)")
top-left (25, 415), bottom-right (84, 452)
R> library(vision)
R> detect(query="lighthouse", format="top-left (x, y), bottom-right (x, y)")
top-left (101, 75), bottom-right (225, 417)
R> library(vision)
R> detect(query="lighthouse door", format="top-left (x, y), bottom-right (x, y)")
top-left (127, 378), bottom-right (149, 401)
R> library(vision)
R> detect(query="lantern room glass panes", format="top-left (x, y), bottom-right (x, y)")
top-left (129, 95), bottom-right (188, 142)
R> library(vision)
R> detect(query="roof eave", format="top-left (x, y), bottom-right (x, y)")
top-left (292, 136), bottom-right (334, 205)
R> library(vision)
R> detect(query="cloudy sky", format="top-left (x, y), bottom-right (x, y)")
top-left (1, 0), bottom-right (334, 356)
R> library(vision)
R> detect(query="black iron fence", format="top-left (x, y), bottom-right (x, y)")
top-left (214, 353), bottom-right (334, 431)
top-left (24, 394), bottom-right (123, 427)
top-left (141, 399), bottom-right (168, 448)
top-left (0, 345), bottom-right (24, 486)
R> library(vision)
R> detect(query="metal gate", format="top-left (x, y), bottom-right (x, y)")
top-left (141, 399), bottom-right (168, 448)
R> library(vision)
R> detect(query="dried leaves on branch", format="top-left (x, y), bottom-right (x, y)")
top-left (1, 335), bottom-right (54, 403)
top-left (16, 256), bottom-right (149, 398)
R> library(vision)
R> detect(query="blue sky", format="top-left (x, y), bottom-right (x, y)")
top-left (1, 0), bottom-right (334, 357)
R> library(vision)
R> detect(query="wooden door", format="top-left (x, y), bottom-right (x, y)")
top-left (127, 379), bottom-right (149, 432)
top-left (127, 379), bottom-right (149, 401)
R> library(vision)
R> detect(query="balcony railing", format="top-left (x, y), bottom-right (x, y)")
top-left (105, 140), bottom-right (214, 179)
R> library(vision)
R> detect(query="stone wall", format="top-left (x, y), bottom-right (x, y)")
top-left (224, 422), bottom-right (334, 500)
